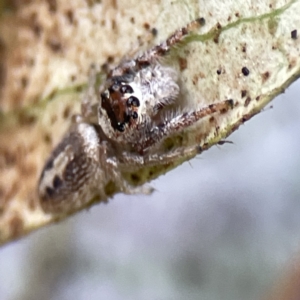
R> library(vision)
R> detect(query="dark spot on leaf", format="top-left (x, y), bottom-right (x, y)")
top-left (33, 23), bottom-right (42, 37)
top-left (242, 44), bottom-right (247, 52)
top-left (75, 85), bottom-right (83, 93)
top-left (242, 114), bottom-right (251, 123)
top-left (21, 77), bottom-right (28, 88)
top-left (226, 99), bottom-right (234, 108)
top-left (178, 57), bottom-right (187, 71)
top-left (262, 71), bottom-right (270, 82)
top-left (112, 20), bottom-right (116, 30)
top-left (241, 90), bottom-right (247, 98)
top-left (63, 106), bottom-right (71, 119)
top-left (151, 28), bottom-right (158, 36)
top-left (291, 29), bottom-right (297, 39)
top-left (65, 10), bottom-right (74, 24)
top-left (244, 97), bottom-right (251, 107)
top-left (46, 0), bottom-right (57, 13)
top-left (18, 112), bottom-right (37, 126)
top-left (44, 133), bottom-right (52, 144)
top-left (197, 17), bottom-right (206, 26)
top-left (107, 56), bottom-right (114, 64)
top-left (241, 67), bottom-right (250, 76)
top-left (47, 39), bottom-right (62, 52)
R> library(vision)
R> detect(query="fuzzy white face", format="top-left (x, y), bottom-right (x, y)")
top-left (98, 60), bottom-right (180, 143)
top-left (99, 80), bottom-right (142, 134)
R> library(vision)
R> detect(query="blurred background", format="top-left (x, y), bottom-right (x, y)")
top-left (1, 81), bottom-right (300, 299)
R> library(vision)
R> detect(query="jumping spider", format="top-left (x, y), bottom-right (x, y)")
top-left (38, 19), bottom-right (234, 214)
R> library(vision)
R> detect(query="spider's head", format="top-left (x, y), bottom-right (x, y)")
top-left (99, 77), bottom-right (141, 134)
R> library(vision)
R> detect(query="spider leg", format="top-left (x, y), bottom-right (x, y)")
top-left (138, 18), bottom-right (204, 62)
top-left (119, 144), bottom-right (201, 169)
top-left (138, 99), bottom-right (234, 153)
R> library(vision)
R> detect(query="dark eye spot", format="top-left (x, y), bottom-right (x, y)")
top-left (117, 122), bottom-right (125, 132)
top-left (124, 113), bottom-right (131, 123)
top-left (132, 111), bottom-right (138, 119)
top-left (127, 98), bottom-right (132, 106)
top-left (101, 91), bottom-right (109, 100)
top-left (120, 85), bottom-right (134, 94)
top-left (109, 82), bottom-right (120, 92)
top-left (127, 96), bottom-right (140, 107)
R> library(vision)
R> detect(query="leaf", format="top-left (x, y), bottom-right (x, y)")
top-left (0, 0), bottom-right (299, 245)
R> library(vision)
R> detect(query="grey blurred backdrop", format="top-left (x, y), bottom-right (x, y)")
top-left (1, 81), bottom-right (300, 300)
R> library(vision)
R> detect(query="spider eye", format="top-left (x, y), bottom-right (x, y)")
top-left (117, 122), bottom-right (125, 132)
top-left (132, 111), bottom-right (138, 119)
top-left (101, 90), bottom-right (109, 100)
top-left (120, 85), bottom-right (134, 94)
top-left (109, 82), bottom-right (121, 92)
top-left (127, 96), bottom-right (140, 107)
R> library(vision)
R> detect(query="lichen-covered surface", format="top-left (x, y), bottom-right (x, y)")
top-left (0, 0), bottom-right (300, 245)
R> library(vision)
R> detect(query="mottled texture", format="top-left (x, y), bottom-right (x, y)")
top-left (39, 123), bottom-right (106, 213)
top-left (38, 20), bottom-right (234, 214)
top-left (0, 0), bottom-right (300, 244)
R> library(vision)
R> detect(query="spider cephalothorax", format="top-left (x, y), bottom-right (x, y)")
top-left (98, 59), bottom-right (180, 147)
